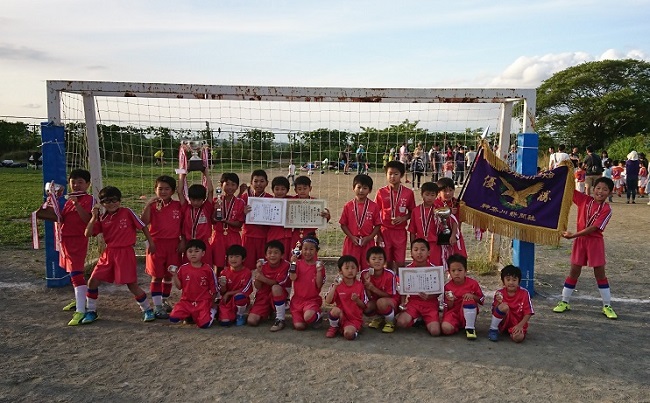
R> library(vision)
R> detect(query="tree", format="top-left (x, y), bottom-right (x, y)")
top-left (537, 59), bottom-right (650, 151)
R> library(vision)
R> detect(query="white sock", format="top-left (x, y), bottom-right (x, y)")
top-left (561, 287), bottom-right (575, 303)
top-left (236, 305), bottom-right (247, 316)
top-left (599, 287), bottom-right (612, 306)
top-left (463, 308), bottom-right (477, 329)
top-left (329, 315), bottom-right (340, 328)
top-left (152, 295), bottom-right (163, 306)
top-left (210, 308), bottom-right (217, 320)
top-left (275, 303), bottom-right (286, 320)
top-left (137, 298), bottom-right (150, 312)
top-left (384, 308), bottom-right (395, 323)
top-left (87, 297), bottom-right (97, 312)
top-left (490, 315), bottom-right (502, 330)
top-left (74, 285), bottom-right (87, 314)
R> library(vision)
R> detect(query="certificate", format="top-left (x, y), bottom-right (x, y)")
top-left (286, 199), bottom-right (328, 229)
top-left (246, 197), bottom-right (286, 226)
top-left (398, 266), bottom-right (444, 295)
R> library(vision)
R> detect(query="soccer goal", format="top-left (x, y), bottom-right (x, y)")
top-left (46, 81), bottom-right (535, 261)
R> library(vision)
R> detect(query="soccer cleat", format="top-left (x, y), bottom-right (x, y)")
top-left (62, 300), bottom-right (77, 312)
top-left (235, 315), bottom-right (246, 326)
top-left (382, 321), bottom-right (396, 333)
top-left (552, 301), bottom-right (571, 313)
top-left (312, 314), bottom-right (323, 329)
top-left (68, 312), bottom-right (85, 326)
top-left (162, 299), bottom-right (174, 313)
top-left (143, 309), bottom-right (156, 322)
top-left (81, 311), bottom-right (98, 324)
top-left (367, 317), bottom-right (384, 329)
top-left (602, 305), bottom-right (618, 319)
top-left (154, 306), bottom-right (169, 319)
top-left (488, 329), bottom-right (499, 342)
top-left (465, 329), bottom-right (477, 340)
top-left (270, 319), bottom-right (285, 332)
top-left (325, 326), bottom-right (339, 338)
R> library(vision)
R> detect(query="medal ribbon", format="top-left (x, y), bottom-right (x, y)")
top-left (586, 200), bottom-right (604, 227)
top-left (191, 205), bottom-right (203, 239)
top-left (353, 199), bottom-right (370, 236)
top-left (222, 195), bottom-right (236, 232)
top-left (421, 205), bottom-right (435, 238)
top-left (389, 185), bottom-right (402, 219)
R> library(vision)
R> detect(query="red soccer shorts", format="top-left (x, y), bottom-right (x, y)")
top-left (170, 299), bottom-right (213, 328)
top-left (249, 288), bottom-right (288, 319)
top-left (571, 236), bottom-right (606, 267)
top-left (218, 294), bottom-right (250, 322)
top-left (59, 235), bottom-right (89, 272)
top-left (403, 298), bottom-right (440, 326)
top-left (381, 227), bottom-right (407, 263)
top-left (243, 236), bottom-right (266, 269)
top-left (146, 238), bottom-right (181, 278)
top-left (91, 246), bottom-right (137, 284)
top-left (210, 231), bottom-right (242, 268)
top-left (290, 297), bottom-right (322, 326)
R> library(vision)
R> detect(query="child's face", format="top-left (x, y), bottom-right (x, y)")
top-left (300, 242), bottom-right (318, 262)
top-left (100, 197), bottom-right (121, 213)
top-left (294, 184), bottom-right (311, 198)
top-left (386, 167), bottom-right (403, 186)
top-left (222, 180), bottom-right (238, 196)
top-left (502, 275), bottom-right (520, 293)
top-left (367, 253), bottom-right (385, 272)
top-left (69, 177), bottom-right (90, 193)
top-left (273, 185), bottom-right (289, 198)
top-left (410, 242), bottom-right (430, 264)
top-left (186, 246), bottom-right (205, 264)
top-left (593, 182), bottom-right (612, 203)
top-left (189, 198), bottom-right (204, 208)
top-left (438, 187), bottom-right (454, 201)
top-left (353, 184), bottom-right (371, 200)
top-left (227, 254), bottom-right (244, 269)
top-left (448, 262), bottom-right (467, 284)
top-left (265, 247), bottom-right (283, 266)
top-left (339, 261), bottom-right (358, 279)
top-left (422, 191), bottom-right (436, 206)
top-left (251, 176), bottom-right (268, 194)
top-left (155, 181), bottom-right (173, 201)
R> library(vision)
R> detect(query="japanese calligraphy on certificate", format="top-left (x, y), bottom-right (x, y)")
top-left (246, 197), bottom-right (286, 226)
top-left (286, 199), bottom-right (328, 229)
top-left (398, 266), bottom-right (444, 295)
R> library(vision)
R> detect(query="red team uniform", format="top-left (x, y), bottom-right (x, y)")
top-left (181, 201), bottom-right (214, 266)
top-left (492, 286), bottom-right (534, 336)
top-left (241, 191), bottom-right (273, 268)
top-left (291, 196), bottom-right (319, 251)
top-left (402, 261), bottom-right (440, 325)
top-left (433, 197), bottom-right (467, 257)
top-left (339, 198), bottom-right (382, 267)
top-left (408, 205), bottom-right (460, 266)
top-left (249, 260), bottom-right (291, 319)
top-left (267, 221), bottom-right (294, 261)
top-left (375, 184), bottom-right (416, 263)
top-left (145, 199), bottom-right (182, 278)
top-left (170, 263), bottom-right (217, 328)
top-left (91, 207), bottom-right (146, 284)
top-left (442, 277), bottom-right (485, 333)
top-left (59, 193), bottom-right (95, 272)
top-left (290, 260), bottom-right (326, 326)
top-left (571, 190), bottom-right (612, 268)
top-left (359, 268), bottom-right (400, 309)
top-left (218, 266), bottom-right (253, 322)
top-left (330, 280), bottom-right (368, 331)
top-left (210, 195), bottom-right (246, 268)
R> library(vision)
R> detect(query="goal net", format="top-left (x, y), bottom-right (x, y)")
top-left (47, 81), bottom-right (535, 259)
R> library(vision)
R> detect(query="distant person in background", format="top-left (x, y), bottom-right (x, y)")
top-left (569, 147), bottom-right (580, 168)
top-left (154, 150), bottom-right (164, 166)
top-left (356, 144), bottom-right (366, 175)
top-left (465, 145), bottom-right (477, 172)
top-left (506, 145), bottom-right (517, 171)
top-left (287, 160), bottom-right (296, 186)
top-left (583, 146), bottom-right (603, 196)
top-left (600, 151), bottom-right (609, 168)
top-left (340, 146), bottom-right (351, 175)
top-left (550, 144), bottom-right (570, 169)
top-left (625, 151), bottom-right (640, 204)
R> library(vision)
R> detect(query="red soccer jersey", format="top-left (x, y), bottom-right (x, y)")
top-left (574, 169), bottom-right (586, 183)
top-left (267, 224), bottom-right (293, 243)
top-left (359, 268), bottom-right (399, 301)
top-left (177, 263), bottom-right (217, 302)
top-left (408, 204), bottom-right (438, 244)
top-left (220, 266), bottom-right (253, 297)
top-left (241, 192), bottom-right (273, 239)
top-left (181, 201), bottom-right (213, 241)
top-left (213, 195), bottom-right (246, 234)
top-left (148, 199), bottom-right (182, 240)
top-left (611, 166), bottom-right (623, 180)
top-left (292, 195), bottom-right (318, 241)
top-left (60, 193), bottom-right (94, 237)
top-left (443, 277), bottom-right (484, 314)
top-left (92, 207), bottom-right (144, 247)
top-left (339, 198), bottom-right (382, 237)
top-left (492, 286), bottom-right (534, 330)
top-left (291, 260), bottom-right (326, 301)
top-left (573, 190), bottom-right (612, 239)
top-left (331, 279), bottom-right (368, 325)
top-left (255, 260), bottom-right (290, 299)
top-left (375, 185), bottom-right (416, 230)
top-left (433, 197), bottom-right (461, 223)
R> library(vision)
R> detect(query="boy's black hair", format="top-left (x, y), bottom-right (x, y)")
top-left (446, 254), bottom-right (467, 270)
top-left (410, 237), bottom-right (430, 250)
top-left (271, 176), bottom-right (290, 191)
top-left (188, 184), bottom-right (207, 200)
top-left (385, 160), bottom-right (405, 175)
top-left (294, 175), bottom-right (312, 188)
top-left (156, 175), bottom-right (177, 192)
top-left (436, 177), bottom-right (455, 190)
top-left (69, 169), bottom-right (91, 183)
top-left (220, 172), bottom-right (240, 186)
top-left (586, 145), bottom-right (594, 153)
top-left (500, 264), bottom-right (522, 282)
top-left (98, 186), bottom-right (121, 201)
top-left (251, 169), bottom-right (268, 181)
top-left (421, 181), bottom-right (438, 195)
top-left (366, 246), bottom-right (386, 262)
top-left (594, 177), bottom-right (614, 192)
top-left (265, 239), bottom-right (285, 255)
top-left (226, 244), bottom-right (247, 259)
top-left (352, 174), bottom-right (373, 191)
top-left (611, 159), bottom-right (619, 166)
top-left (186, 239), bottom-right (207, 251)
top-left (337, 255), bottom-right (359, 270)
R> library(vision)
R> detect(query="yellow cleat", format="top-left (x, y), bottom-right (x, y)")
top-left (368, 317), bottom-right (384, 329)
top-left (602, 305), bottom-right (618, 319)
top-left (381, 321), bottom-right (395, 333)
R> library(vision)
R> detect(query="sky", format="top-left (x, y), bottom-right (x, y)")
top-left (1, 0), bottom-right (649, 128)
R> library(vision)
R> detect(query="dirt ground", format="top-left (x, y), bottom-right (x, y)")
top-left (1, 193), bottom-right (649, 402)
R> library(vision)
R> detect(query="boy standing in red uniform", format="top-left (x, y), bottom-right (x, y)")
top-left (553, 177), bottom-right (617, 319)
top-left (82, 186), bottom-right (156, 324)
top-left (169, 239), bottom-right (217, 329)
top-left (441, 254), bottom-right (484, 340)
top-left (211, 173), bottom-right (246, 274)
top-left (178, 169), bottom-right (214, 267)
top-left (141, 175), bottom-right (183, 319)
top-left (360, 246), bottom-right (400, 333)
top-left (288, 235), bottom-right (326, 330)
top-left (324, 255), bottom-right (368, 340)
top-left (290, 176), bottom-right (331, 247)
top-left (36, 169), bottom-right (94, 326)
top-left (339, 174), bottom-right (382, 268)
top-left (435, 177), bottom-right (466, 258)
top-left (217, 244), bottom-right (252, 326)
top-left (488, 265), bottom-right (534, 342)
top-left (240, 169), bottom-right (273, 268)
top-left (266, 176), bottom-right (294, 260)
top-left (375, 160), bottom-right (416, 269)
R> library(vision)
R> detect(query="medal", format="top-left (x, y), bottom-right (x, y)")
top-left (388, 184), bottom-right (402, 220)
top-left (353, 198), bottom-right (370, 243)
top-left (421, 205), bottom-right (435, 237)
top-left (223, 228), bottom-right (228, 236)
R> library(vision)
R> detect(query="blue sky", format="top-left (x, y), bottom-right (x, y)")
top-left (1, 0), bottom-right (648, 125)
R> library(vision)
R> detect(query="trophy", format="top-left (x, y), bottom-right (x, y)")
top-left (289, 241), bottom-right (301, 273)
top-left (176, 139), bottom-right (207, 174)
top-left (167, 265), bottom-right (179, 274)
top-left (45, 182), bottom-right (64, 199)
top-left (435, 207), bottom-right (452, 245)
top-left (214, 187), bottom-right (223, 221)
